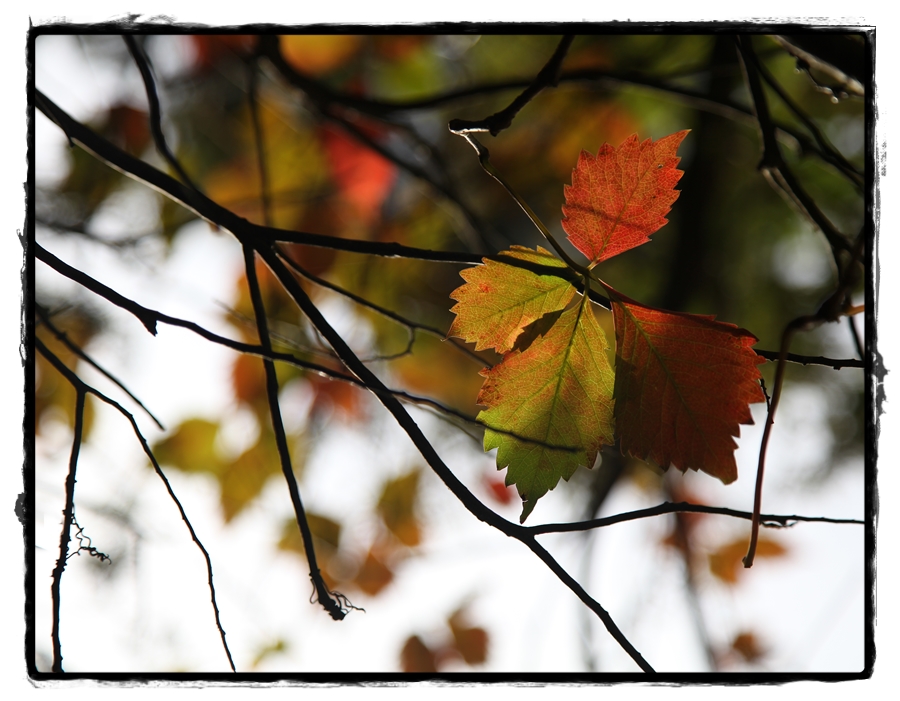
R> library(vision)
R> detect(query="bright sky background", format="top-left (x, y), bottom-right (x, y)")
top-left (5, 3), bottom-right (899, 700)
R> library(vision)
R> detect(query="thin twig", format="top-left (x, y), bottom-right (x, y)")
top-left (736, 36), bottom-right (851, 260)
top-left (36, 338), bottom-right (236, 672)
top-left (749, 47), bottom-right (863, 188)
top-left (275, 247), bottom-right (491, 367)
top-left (36, 304), bottom-right (164, 430)
top-left (528, 500), bottom-right (863, 536)
top-left (847, 309), bottom-right (865, 360)
top-left (49, 383), bottom-right (84, 673)
top-left (448, 131), bottom-right (588, 275)
top-left (123, 36), bottom-right (201, 191)
top-left (247, 56), bottom-right (273, 227)
top-left (448, 35), bottom-right (574, 136)
top-left (743, 233), bottom-right (866, 568)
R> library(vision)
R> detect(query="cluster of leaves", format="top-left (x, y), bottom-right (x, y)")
top-left (450, 131), bottom-right (765, 520)
top-left (34, 32), bottom-right (866, 673)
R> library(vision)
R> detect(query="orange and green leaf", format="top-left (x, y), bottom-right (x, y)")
top-left (448, 246), bottom-right (575, 354)
top-left (562, 130), bottom-right (688, 265)
top-left (476, 298), bottom-right (615, 521)
top-left (611, 296), bottom-right (765, 483)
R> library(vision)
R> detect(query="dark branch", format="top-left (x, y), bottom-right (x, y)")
top-left (449, 35), bottom-right (574, 136)
top-left (736, 36), bottom-right (852, 259)
top-left (257, 245), bottom-right (655, 672)
top-left (123, 35), bottom-right (201, 191)
top-left (242, 246), bottom-right (349, 621)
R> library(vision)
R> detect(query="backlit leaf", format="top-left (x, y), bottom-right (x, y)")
top-left (448, 246), bottom-right (575, 354)
top-left (562, 131), bottom-right (688, 265)
top-left (612, 297), bottom-right (765, 483)
top-left (477, 299), bottom-right (615, 521)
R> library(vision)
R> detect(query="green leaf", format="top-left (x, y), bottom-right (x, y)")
top-left (476, 298), bottom-right (615, 521)
top-left (449, 246), bottom-right (575, 354)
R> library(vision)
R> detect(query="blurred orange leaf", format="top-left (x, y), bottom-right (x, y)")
top-left (352, 547), bottom-right (394, 596)
top-left (308, 373), bottom-right (363, 421)
top-left (730, 631), bottom-right (767, 663)
top-left (280, 35), bottom-right (363, 76)
top-left (708, 536), bottom-right (787, 584)
top-left (448, 610), bottom-right (489, 666)
top-left (400, 635), bottom-right (438, 673)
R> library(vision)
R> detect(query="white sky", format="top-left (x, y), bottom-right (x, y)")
top-left (4, 2), bottom-right (898, 699)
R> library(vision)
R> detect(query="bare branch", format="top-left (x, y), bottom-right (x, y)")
top-left (528, 501), bottom-right (863, 536)
top-left (36, 338), bottom-right (236, 672)
top-left (449, 35), bottom-right (574, 136)
top-left (36, 304), bottom-right (164, 430)
top-left (123, 35), bottom-right (201, 192)
top-left (242, 245), bottom-right (350, 621)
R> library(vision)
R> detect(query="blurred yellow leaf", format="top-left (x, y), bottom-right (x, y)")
top-left (152, 418), bottom-right (224, 475)
top-left (277, 512), bottom-right (342, 556)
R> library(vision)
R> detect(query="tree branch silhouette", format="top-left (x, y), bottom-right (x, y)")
top-left (35, 337), bottom-right (236, 672)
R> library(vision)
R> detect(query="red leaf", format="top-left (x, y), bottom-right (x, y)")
top-left (562, 131), bottom-right (688, 265)
top-left (483, 475), bottom-right (515, 505)
top-left (611, 297), bottom-right (765, 483)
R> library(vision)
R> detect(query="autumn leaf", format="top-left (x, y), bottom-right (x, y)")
top-left (708, 535), bottom-right (787, 583)
top-left (611, 296), bottom-right (765, 483)
top-left (476, 297), bottom-right (615, 521)
top-left (448, 245), bottom-right (575, 354)
top-left (562, 130), bottom-right (688, 265)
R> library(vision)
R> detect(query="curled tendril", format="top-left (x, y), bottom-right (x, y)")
top-left (68, 516), bottom-right (112, 564)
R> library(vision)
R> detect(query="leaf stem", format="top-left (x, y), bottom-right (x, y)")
top-left (450, 131), bottom-right (590, 277)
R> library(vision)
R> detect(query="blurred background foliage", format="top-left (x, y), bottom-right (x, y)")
top-left (35, 31), bottom-right (867, 672)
